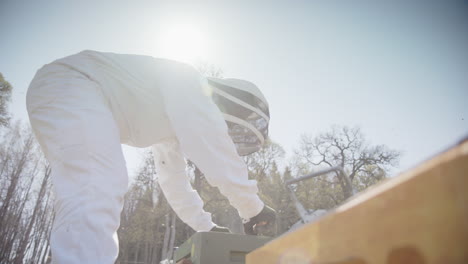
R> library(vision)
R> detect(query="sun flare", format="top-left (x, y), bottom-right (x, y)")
top-left (159, 24), bottom-right (207, 63)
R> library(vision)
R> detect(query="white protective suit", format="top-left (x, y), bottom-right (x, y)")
top-left (26, 50), bottom-right (264, 264)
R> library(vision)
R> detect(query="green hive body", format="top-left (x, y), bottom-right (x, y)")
top-left (174, 232), bottom-right (271, 264)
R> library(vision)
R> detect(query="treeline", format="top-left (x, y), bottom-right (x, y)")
top-left (0, 122), bottom-right (54, 264)
top-left (0, 121), bottom-right (400, 264)
top-left (0, 74), bottom-right (54, 263)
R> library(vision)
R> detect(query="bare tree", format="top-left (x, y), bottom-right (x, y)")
top-left (294, 125), bottom-right (400, 203)
top-left (14, 167), bottom-right (51, 264)
top-left (244, 139), bottom-right (285, 181)
top-left (0, 73), bottom-right (12, 127)
top-left (0, 122), bottom-right (53, 263)
top-left (117, 151), bottom-right (183, 264)
top-left (0, 75), bottom-right (53, 263)
top-left (195, 62), bottom-right (223, 79)
top-left (0, 123), bottom-right (38, 262)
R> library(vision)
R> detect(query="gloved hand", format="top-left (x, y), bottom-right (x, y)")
top-left (243, 205), bottom-right (276, 236)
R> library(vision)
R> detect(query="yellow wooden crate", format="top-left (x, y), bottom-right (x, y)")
top-left (247, 140), bottom-right (468, 264)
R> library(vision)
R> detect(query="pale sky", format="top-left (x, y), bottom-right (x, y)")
top-left (1, 0), bottom-right (467, 178)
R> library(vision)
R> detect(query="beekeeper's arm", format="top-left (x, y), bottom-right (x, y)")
top-left (158, 63), bottom-right (264, 222)
top-left (152, 140), bottom-right (215, 231)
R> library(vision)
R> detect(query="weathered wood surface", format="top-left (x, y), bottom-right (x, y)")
top-left (247, 140), bottom-right (468, 264)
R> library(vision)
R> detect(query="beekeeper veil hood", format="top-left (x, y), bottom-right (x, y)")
top-left (207, 77), bottom-right (269, 156)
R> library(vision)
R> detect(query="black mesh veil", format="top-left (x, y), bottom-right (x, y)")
top-left (209, 80), bottom-right (269, 156)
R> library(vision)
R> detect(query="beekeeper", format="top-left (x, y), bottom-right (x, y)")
top-left (26, 50), bottom-right (275, 263)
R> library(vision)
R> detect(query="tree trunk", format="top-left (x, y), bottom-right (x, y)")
top-left (167, 213), bottom-right (177, 261)
top-left (0, 135), bottom-right (33, 223)
top-left (14, 167), bottom-right (50, 264)
top-left (161, 213), bottom-right (171, 261)
top-left (152, 217), bottom-right (162, 264)
top-left (193, 166), bottom-right (203, 196)
top-left (134, 238), bottom-right (141, 263)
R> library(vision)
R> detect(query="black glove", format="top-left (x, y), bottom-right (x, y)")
top-left (243, 205), bottom-right (276, 236)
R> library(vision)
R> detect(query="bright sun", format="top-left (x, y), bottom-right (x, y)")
top-left (159, 24), bottom-right (207, 63)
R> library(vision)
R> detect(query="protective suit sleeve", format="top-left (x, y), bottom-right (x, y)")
top-left (152, 140), bottom-right (215, 231)
top-left (159, 63), bottom-right (264, 221)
